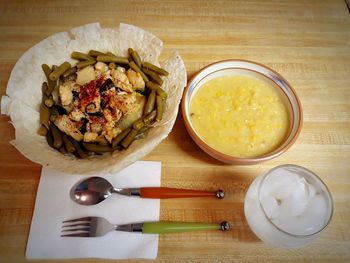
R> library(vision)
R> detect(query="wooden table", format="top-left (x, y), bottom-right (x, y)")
top-left (0, 0), bottom-right (349, 262)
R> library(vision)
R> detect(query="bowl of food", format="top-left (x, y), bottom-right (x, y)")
top-left (1, 23), bottom-right (187, 174)
top-left (182, 60), bottom-right (302, 164)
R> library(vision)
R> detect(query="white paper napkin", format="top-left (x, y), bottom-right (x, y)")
top-left (26, 161), bottom-right (161, 259)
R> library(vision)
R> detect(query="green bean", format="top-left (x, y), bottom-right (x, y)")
top-left (46, 129), bottom-right (54, 148)
top-left (132, 50), bottom-right (142, 68)
top-left (41, 82), bottom-right (48, 94)
top-left (49, 123), bottom-right (63, 149)
top-left (37, 124), bottom-right (48, 136)
top-left (128, 48), bottom-right (142, 68)
top-left (83, 143), bottom-right (113, 153)
top-left (49, 115), bottom-right (56, 122)
top-left (145, 81), bottom-right (160, 90)
top-left (129, 61), bottom-right (149, 82)
top-left (120, 128), bottom-right (138, 148)
top-left (40, 103), bottom-right (50, 129)
top-left (88, 50), bottom-right (106, 57)
top-left (62, 73), bottom-right (77, 82)
top-left (44, 98), bottom-right (54, 107)
top-left (156, 87), bottom-right (168, 99)
top-left (76, 59), bottom-right (96, 69)
top-left (41, 87), bottom-right (48, 103)
top-left (156, 95), bottom-right (164, 121)
top-left (142, 68), bottom-right (163, 85)
top-left (46, 81), bottom-right (56, 96)
top-left (136, 89), bottom-right (148, 96)
top-left (142, 62), bottom-right (169, 76)
top-left (59, 146), bottom-right (67, 154)
top-left (49, 61), bottom-right (71, 81)
top-left (42, 64), bottom-right (51, 77)
top-left (62, 135), bottom-right (75, 153)
top-left (96, 136), bottom-right (109, 145)
top-left (71, 51), bottom-right (93, 61)
top-left (108, 62), bottom-right (117, 69)
top-left (42, 64), bottom-right (56, 95)
top-left (133, 118), bottom-right (145, 130)
top-left (62, 67), bottom-right (77, 77)
top-left (49, 106), bottom-right (59, 122)
top-left (143, 110), bottom-right (157, 125)
top-left (50, 105), bottom-right (60, 114)
top-left (137, 126), bottom-right (149, 135)
top-left (112, 128), bottom-right (131, 149)
top-left (106, 51), bottom-right (116, 56)
top-left (96, 55), bottom-right (129, 64)
top-left (144, 90), bottom-right (156, 115)
top-left (70, 138), bottom-right (88, 159)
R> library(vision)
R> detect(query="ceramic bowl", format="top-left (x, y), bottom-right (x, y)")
top-left (181, 59), bottom-right (303, 164)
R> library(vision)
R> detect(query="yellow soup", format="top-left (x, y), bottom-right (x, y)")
top-left (189, 75), bottom-right (289, 157)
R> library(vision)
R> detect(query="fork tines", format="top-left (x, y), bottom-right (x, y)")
top-left (61, 217), bottom-right (92, 237)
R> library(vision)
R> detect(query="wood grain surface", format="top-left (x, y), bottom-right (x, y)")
top-left (0, 0), bottom-right (349, 262)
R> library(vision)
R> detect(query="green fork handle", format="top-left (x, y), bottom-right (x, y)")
top-left (142, 221), bottom-right (230, 234)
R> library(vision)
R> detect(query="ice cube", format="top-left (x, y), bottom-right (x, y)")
top-left (260, 195), bottom-right (280, 219)
top-left (301, 194), bottom-right (329, 234)
top-left (273, 190), bottom-right (330, 235)
top-left (272, 209), bottom-right (299, 234)
top-left (264, 169), bottom-right (300, 199)
top-left (307, 182), bottom-right (317, 199)
top-left (280, 177), bottom-right (309, 217)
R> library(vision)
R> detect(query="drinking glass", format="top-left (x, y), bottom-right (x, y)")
top-left (244, 164), bottom-right (333, 248)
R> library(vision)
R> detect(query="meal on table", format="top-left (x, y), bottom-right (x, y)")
top-left (38, 48), bottom-right (169, 158)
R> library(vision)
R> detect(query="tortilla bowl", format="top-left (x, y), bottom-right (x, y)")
top-left (0, 23), bottom-right (187, 174)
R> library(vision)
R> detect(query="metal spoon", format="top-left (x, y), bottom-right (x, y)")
top-left (70, 176), bottom-right (224, 205)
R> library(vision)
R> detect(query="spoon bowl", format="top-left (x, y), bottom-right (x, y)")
top-left (70, 177), bottom-right (114, 205)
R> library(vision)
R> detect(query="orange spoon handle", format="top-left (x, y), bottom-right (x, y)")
top-left (139, 187), bottom-right (224, 199)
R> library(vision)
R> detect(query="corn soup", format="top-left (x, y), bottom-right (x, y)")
top-left (189, 75), bottom-right (289, 157)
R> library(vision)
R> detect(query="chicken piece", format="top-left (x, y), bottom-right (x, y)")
top-left (113, 93), bottom-right (146, 130)
top-left (76, 65), bottom-right (95, 85)
top-left (87, 116), bottom-right (105, 134)
top-left (126, 69), bottom-right (145, 91)
top-left (83, 132), bottom-right (98, 142)
top-left (54, 115), bottom-right (83, 141)
top-left (58, 83), bottom-right (73, 106)
top-left (69, 107), bottom-right (85, 121)
top-left (103, 122), bottom-right (121, 143)
top-left (109, 91), bottom-right (138, 114)
top-left (103, 108), bottom-right (122, 123)
top-left (89, 122), bottom-right (102, 133)
top-left (103, 70), bottom-right (112, 81)
top-left (71, 83), bottom-right (81, 93)
top-left (95, 62), bottom-right (109, 73)
top-left (111, 67), bottom-right (133, 93)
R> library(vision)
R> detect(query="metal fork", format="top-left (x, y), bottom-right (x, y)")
top-left (61, 216), bottom-right (230, 237)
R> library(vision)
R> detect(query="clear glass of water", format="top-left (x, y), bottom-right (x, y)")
top-left (244, 164), bottom-right (333, 248)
